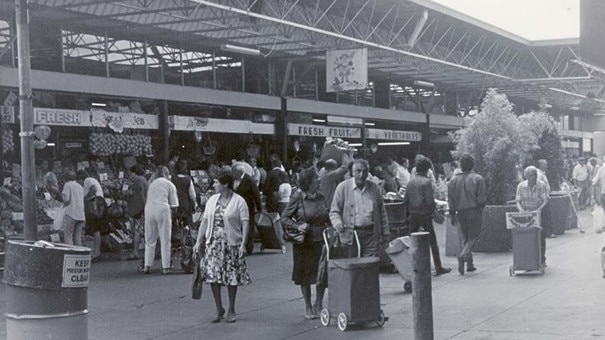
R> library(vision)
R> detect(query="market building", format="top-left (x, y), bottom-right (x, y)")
top-left (0, 0), bottom-right (604, 239)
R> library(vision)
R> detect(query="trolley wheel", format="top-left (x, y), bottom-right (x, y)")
top-left (403, 281), bottom-right (412, 293)
top-left (320, 308), bottom-right (331, 327)
top-left (376, 311), bottom-right (386, 327)
top-left (509, 266), bottom-right (514, 277)
top-left (260, 244), bottom-right (265, 253)
top-left (337, 313), bottom-right (348, 331)
top-left (281, 245), bottom-right (287, 254)
top-left (540, 265), bottom-right (545, 275)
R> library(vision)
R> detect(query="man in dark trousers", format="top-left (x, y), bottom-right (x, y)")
top-left (264, 156), bottom-right (287, 213)
top-left (330, 159), bottom-right (389, 257)
top-left (403, 156), bottom-right (451, 276)
top-left (233, 164), bottom-right (262, 255)
top-left (448, 154), bottom-right (486, 275)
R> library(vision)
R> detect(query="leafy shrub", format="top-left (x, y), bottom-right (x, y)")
top-left (452, 89), bottom-right (535, 205)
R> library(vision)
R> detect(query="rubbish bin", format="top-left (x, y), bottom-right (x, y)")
top-left (3, 240), bottom-right (91, 340)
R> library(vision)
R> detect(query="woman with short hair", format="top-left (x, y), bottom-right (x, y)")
top-left (193, 173), bottom-right (251, 323)
top-left (143, 166), bottom-right (179, 275)
top-left (61, 169), bottom-right (85, 246)
top-left (281, 167), bottom-right (330, 319)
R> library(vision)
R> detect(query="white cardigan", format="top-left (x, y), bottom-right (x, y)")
top-left (202, 193), bottom-right (249, 246)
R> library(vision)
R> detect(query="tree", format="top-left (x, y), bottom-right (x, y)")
top-left (518, 111), bottom-right (565, 191)
top-left (452, 89), bottom-right (535, 205)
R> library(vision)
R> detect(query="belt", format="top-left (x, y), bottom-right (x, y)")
top-left (353, 224), bottom-right (374, 231)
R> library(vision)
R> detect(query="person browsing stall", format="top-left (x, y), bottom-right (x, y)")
top-left (143, 166), bottom-right (179, 275)
top-left (232, 164), bottom-right (262, 256)
top-left (330, 159), bottom-right (389, 257)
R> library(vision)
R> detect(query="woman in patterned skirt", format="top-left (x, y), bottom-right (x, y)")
top-left (193, 172), bottom-right (251, 323)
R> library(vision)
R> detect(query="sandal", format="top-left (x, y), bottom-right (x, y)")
top-left (226, 312), bottom-right (236, 323)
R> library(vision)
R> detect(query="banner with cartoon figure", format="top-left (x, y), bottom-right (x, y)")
top-left (326, 48), bottom-right (368, 92)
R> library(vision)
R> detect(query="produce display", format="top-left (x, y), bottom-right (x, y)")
top-left (0, 187), bottom-right (24, 236)
top-left (2, 128), bottom-right (14, 153)
top-left (90, 132), bottom-right (152, 157)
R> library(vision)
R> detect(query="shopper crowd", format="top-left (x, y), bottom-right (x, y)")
top-left (40, 147), bottom-right (600, 322)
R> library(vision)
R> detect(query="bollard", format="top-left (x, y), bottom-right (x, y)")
top-left (3, 240), bottom-right (91, 340)
top-left (411, 231), bottom-right (433, 340)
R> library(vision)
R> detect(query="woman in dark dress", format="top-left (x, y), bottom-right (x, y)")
top-left (281, 167), bottom-right (330, 320)
top-left (172, 160), bottom-right (196, 228)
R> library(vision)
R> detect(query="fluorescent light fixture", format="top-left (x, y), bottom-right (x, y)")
top-left (570, 106), bottom-right (580, 111)
top-left (348, 143), bottom-right (363, 147)
top-left (408, 9), bottom-right (428, 48)
top-left (327, 115), bottom-right (363, 126)
top-left (46, 143), bottom-right (55, 146)
top-left (364, 122), bottom-right (375, 126)
top-left (377, 142), bottom-right (411, 146)
top-left (413, 80), bottom-right (435, 88)
top-left (91, 102), bottom-right (106, 107)
top-left (221, 44), bottom-right (260, 56)
top-left (312, 119), bottom-right (326, 123)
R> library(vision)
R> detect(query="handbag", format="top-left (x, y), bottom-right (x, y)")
top-left (191, 252), bottom-right (203, 300)
top-left (282, 224), bottom-right (306, 244)
top-left (433, 209), bottom-right (446, 224)
top-left (282, 198), bottom-right (307, 244)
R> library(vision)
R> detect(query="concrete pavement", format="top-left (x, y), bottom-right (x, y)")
top-left (1, 209), bottom-right (605, 339)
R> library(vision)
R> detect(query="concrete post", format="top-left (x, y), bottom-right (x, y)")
top-left (411, 231), bottom-right (434, 340)
top-left (15, 0), bottom-right (37, 241)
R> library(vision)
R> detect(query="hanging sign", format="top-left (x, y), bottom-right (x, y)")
top-left (366, 128), bottom-right (422, 142)
top-left (91, 111), bottom-right (158, 130)
top-left (34, 108), bottom-right (92, 127)
top-left (287, 123), bottom-right (361, 138)
top-left (326, 48), bottom-right (368, 92)
top-left (170, 116), bottom-right (274, 135)
top-left (1, 106), bottom-right (15, 123)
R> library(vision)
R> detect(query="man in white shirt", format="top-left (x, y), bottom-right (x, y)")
top-left (572, 157), bottom-right (591, 209)
top-left (396, 158), bottom-right (411, 194)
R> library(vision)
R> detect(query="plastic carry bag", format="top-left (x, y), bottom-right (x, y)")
top-left (593, 206), bottom-right (605, 234)
top-left (52, 206), bottom-right (66, 231)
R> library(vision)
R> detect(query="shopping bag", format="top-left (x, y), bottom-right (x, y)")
top-left (191, 252), bottom-right (203, 299)
top-left (52, 206), bottom-right (66, 231)
top-left (593, 206), bottom-right (605, 234)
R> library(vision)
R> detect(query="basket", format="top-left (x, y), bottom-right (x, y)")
top-left (203, 136), bottom-right (216, 155)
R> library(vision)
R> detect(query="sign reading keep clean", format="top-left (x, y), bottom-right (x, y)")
top-left (62, 254), bottom-right (91, 288)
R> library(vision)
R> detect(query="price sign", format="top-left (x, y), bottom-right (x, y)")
top-left (193, 176), bottom-right (199, 184)
top-left (3, 177), bottom-right (11, 186)
top-left (99, 173), bottom-right (108, 181)
top-left (12, 212), bottom-right (24, 220)
top-left (118, 171), bottom-right (124, 179)
top-left (82, 161), bottom-right (89, 169)
top-left (122, 184), bottom-right (129, 192)
top-left (97, 162), bottom-right (105, 169)
top-left (77, 162), bottom-right (85, 170)
top-left (44, 192), bottom-right (52, 200)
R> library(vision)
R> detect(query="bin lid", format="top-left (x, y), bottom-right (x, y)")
top-left (329, 256), bottom-right (379, 270)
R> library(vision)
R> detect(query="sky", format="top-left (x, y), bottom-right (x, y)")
top-left (431, 0), bottom-right (579, 41)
